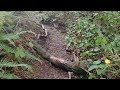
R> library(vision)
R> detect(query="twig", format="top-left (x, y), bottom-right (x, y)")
top-left (37, 24), bottom-right (48, 39)
top-left (68, 72), bottom-right (73, 79)
top-left (7, 39), bottom-right (16, 47)
top-left (41, 24), bottom-right (48, 36)
top-left (44, 28), bottom-right (48, 36)
top-left (41, 24), bottom-right (45, 29)
top-left (14, 18), bottom-right (21, 31)
top-left (37, 34), bottom-right (40, 39)
top-left (27, 31), bottom-right (37, 37)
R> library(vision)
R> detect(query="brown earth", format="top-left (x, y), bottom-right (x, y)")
top-left (16, 25), bottom-right (79, 79)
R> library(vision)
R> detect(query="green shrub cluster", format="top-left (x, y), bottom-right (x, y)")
top-left (65, 11), bottom-right (120, 79)
top-left (0, 11), bottom-right (40, 79)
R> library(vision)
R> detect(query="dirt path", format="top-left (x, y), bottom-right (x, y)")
top-left (17, 25), bottom-right (78, 79)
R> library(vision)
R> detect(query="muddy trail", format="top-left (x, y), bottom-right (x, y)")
top-left (16, 24), bottom-right (79, 79)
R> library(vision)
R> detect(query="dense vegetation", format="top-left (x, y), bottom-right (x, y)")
top-left (0, 11), bottom-right (40, 79)
top-left (42, 11), bottom-right (120, 79)
top-left (1, 11), bottom-right (120, 79)
top-left (65, 11), bottom-right (120, 79)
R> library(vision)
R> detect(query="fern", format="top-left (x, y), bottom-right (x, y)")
top-left (0, 11), bottom-right (42, 79)
top-left (0, 11), bottom-right (12, 31)
top-left (0, 31), bottom-right (29, 41)
top-left (0, 59), bottom-right (32, 79)
top-left (0, 72), bottom-right (20, 79)
top-left (15, 31), bottom-right (28, 35)
top-left (0, 42), bottom-right (15, 53)
top-left (0, 30), bottom-right (33, 41)
top-left (0, 33), bottom-right (19, 40)
top-left (0, 42), bottom-right (40, 62)
top-left (24, 50), bottom-right (40, 61)
top-left (0, 60), bottom-right (32, 72)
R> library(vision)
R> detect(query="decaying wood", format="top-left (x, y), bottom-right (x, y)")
top-left (33, 41), bottom-right (88, 75)
top-left (68, 72), bottom-right (73, 79)
top-left (41, 24), bottom-right (48, 37)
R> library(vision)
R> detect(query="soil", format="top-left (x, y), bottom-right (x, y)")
top-left (16, 24), bottom-right (79, 79)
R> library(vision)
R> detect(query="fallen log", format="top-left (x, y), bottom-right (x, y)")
top-left (33, 41), bottom-right (88, 75)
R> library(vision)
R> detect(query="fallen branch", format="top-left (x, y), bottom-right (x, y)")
top-left (41, 24), bottom-right (48, 37)
top-left (14, 18), bottom-right (21, 31)
top-left (33, 41), bottom-right (88, 75)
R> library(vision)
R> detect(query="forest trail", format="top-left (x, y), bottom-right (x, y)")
top-left (16, 24), bottom-right (78, 79)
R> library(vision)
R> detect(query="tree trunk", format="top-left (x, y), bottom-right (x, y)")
top-left (33, 41), bottom-right (88, 75)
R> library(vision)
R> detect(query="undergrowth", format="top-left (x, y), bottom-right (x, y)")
top-left (0, 11), bottom-right (40, 79)
top-left (65, 11), bottom-right (120, 79)
top-left (31, 11), bottom-right (120, 79)
top-left (2, 11), bottom-right (120, 79)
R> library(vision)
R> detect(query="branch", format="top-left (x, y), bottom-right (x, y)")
top-left (32, 41), bottom-right (88, 75)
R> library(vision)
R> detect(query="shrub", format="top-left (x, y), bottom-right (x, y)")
top-left (65, 11), bottom-right (120, 79)
top-left (0, 11), bottom-right (40, 79)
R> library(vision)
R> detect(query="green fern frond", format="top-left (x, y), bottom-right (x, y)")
top-left (0, 42), bottom-right (40, 62)
top-left (0, 60), bottom-right (32, 72)
top-left (0, 33), bottom-right (19, 40)
top-left (0, 11), bottom-right (12, 31)
top-left (24, 50), bottom-right (40, 61)
top-left (0, 31), bottom-right (31, 41)
top-left (0, 72), bottom-right (19, 79)
top-left (15, 31), bottom-right (28, 35)
top-left (0, 43), bottom-right (15, 53)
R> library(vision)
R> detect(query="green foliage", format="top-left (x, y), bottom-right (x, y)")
top-left (15, 47), bottom-right (26, 58)
top-left (0, 12), bottom-right (12, 31)
top-left (0, 72), bottom-right (19, 79)
top-left (0, 59), bottom-right (32, 79)
top-left (66, 11), bottom-right (120, 79)
top-left (28, 42), bottom-right (34, 48)
top-left (42, 11), bottom-right (76, 26)
top-left (0, 11), bottom-right (40, 79)
top-left (0, 33), bottom-right (19, 40)
top-left (25, 11), bottom-right (39, 17)
top-left (0, 60), bottom-right (32, 72)
top-left (0, 32), bottom-right (40, 61)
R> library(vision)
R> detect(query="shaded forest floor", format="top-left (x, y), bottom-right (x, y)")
top-left (15, 24), bottom-right (79, 79)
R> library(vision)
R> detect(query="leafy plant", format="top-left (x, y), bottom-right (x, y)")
top-left (0, 72), bottom-right (19, 79)
top-left (65, 11), bottom-right (120, 79)
top-left (0, 11), bottom-right (41, 79)
top-left (41, 11), bottom-right (76, 26)
top-left (0, 59), bottom-right (32, 72)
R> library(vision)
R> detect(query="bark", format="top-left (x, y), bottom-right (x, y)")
top-left (33, 41), bottom-right (88, 75)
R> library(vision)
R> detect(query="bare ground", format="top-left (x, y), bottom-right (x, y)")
top-left (16, 25), bottom-right (79, 79)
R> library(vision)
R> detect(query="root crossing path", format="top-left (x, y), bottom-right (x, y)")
top-left (17, 25), bottom-right (78, 79)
